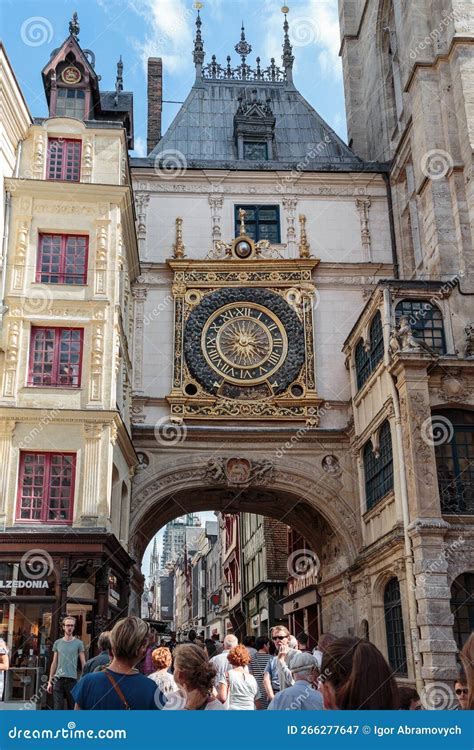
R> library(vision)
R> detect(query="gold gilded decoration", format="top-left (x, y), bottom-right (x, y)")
top-left (202, 302), bottom-right (288, 385)
top-left (61, 66), bottom-right (82, 84)
top-left (185, 289), bottom-right (202, 306)
top-left (238, 208), bottom-right (247, 236)
top-left (173, 217), bottom-right (186, 258)
top-left (298, 214), bottom-right (311, 258)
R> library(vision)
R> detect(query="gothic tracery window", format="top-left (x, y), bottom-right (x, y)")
top-left (355, 311), bottom-right (384, 390)
top-left (363, 421), bottom-right (394, 510)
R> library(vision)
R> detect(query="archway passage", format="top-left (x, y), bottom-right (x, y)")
top-left (131, 486), bottom-right (350, 572)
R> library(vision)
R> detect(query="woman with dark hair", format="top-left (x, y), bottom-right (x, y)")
top-left (164, 644), bottom-right (225, 710)
top-left (320, 637), bottom-right (399, 710)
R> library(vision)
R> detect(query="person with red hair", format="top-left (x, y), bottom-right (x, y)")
top-left (217, 644), bottom-right (260, 709)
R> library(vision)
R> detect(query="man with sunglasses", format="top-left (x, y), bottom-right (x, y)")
top-left (47, 616), bottom-right (85, 709)
top-left (453, 672), bottom-right (468, 710)
top-left (264, 626), bottom-right (297, 698)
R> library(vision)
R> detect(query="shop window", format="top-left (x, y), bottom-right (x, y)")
top-left (47, 138), bottom-right (81, 181)
top-left (363, 421), bottom-right (394, 509)
top-left (17, 452), bottom-right (75, 524)
top-left (234, 205), bottom-right (280, 243)
top-left (28, 327), bottom-right (83, 388)
top-left (37, 233), bottom-right (88, 285)
top-left (56, 88), bottom-right (86, 119)
top-left (450, 572), bottom-right (474, 649)
top-left (384, 577), bottom-right (407, 675)
top-left (395, 299), bottom-right (446, 354)
top-left (355, 311), bottom-right (384, 390)
top-left (434, 410), bottom-right (474, 514)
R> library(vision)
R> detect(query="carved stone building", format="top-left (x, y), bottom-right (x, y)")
top-left (0, 19), bottom-right (138, 669)
top-left (130, 5), bottom-right (473, 693)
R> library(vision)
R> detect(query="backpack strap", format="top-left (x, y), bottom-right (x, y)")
top-left (104, 670), bottom-right (132, 710)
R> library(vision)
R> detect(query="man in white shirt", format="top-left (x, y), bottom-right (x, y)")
top-left (209, 634), bottom-right (238, 686)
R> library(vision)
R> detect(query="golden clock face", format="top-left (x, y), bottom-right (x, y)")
top-left (184, 288), bottom-right (305, 399)
top-left (202, 303), bottom-right (287, 385)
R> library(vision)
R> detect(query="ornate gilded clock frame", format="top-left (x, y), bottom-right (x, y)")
top-left (167, 238), bottom-right (321, 424)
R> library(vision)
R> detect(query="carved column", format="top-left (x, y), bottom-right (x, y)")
top-left (131, 284), bottom-right (147, 392)
top-left (33, 132), bottom-right (46, 179)
top-left (2, 320), bottom-right (20, 398)
top-left (208, 194), bottom-right (223, 250)
top-left (94, 219), bottom-right (109, 296)
top-left (13, 220), bottom-right (30, 291)
top-left (282, 197), bottom-right (298, 256)
top-left (81, 423), bottom-right (104, 524)
top-left (356, 197), bottom-right (372, 261)
top-left (89, 325), bottom-right (104, 403)
top-left (82, 137), bottom-right (94, 183)
top-left (0, 421), bottom-right (15, 526)
top-left (135, 193), bottom-right (150, 257)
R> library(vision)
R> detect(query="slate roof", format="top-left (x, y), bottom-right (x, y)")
top-left (132, 77), bottom-right (365, 171)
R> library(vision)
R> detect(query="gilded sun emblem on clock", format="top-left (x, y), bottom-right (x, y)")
top-left (202, 303), bottom-right (287, 385)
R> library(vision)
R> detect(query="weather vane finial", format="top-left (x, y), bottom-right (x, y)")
top-left (193, 1), bottom-right (205, 76)
top-left (281, 6), bottom-right (294, 83)
top-left (69, 11), bottom-right (80, 40)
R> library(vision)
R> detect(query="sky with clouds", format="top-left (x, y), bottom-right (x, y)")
top-left (2, 0), bottom-right (346, 574)
top-left (3, 0), bottom-right (347, 158)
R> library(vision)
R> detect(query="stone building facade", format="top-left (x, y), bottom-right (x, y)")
top-left (0, 20), bottom-right (138, 671)
top-left (129, 5), bottom-right (473, 693)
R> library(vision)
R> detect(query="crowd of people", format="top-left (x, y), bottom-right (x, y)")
top-left (31, 615), bottom-right (473, 712)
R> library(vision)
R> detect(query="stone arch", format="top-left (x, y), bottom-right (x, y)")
top-left (130, 459), bottom-right (360, 576)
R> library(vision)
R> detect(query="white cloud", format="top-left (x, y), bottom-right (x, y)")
top-left (132, 135), bottom-right (147, 157)
top-left (262, 0), bottom-right (342, 79)
top-left (128, 0), bottom-right (194, 74)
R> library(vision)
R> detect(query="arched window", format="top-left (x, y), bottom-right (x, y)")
top-left (434, 410), bottom-right (474, 514)
top-left (355, 311), bottom-right (384, 390)
top-left (363, 421), bottom-right (394, 509)
top-left (395, 299), bottom-right (446, 354)
top-left (384, 577), bottom-right (407, 675)
top-left (451, 572), bottom-right (474, 649)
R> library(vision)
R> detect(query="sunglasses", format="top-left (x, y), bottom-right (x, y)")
top-left (455, 688), bottom-right (468, 696)
top-left (273, 636), bottom-right (287, 641)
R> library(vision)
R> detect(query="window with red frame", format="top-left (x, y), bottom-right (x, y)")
top-left (17, 452), bottom-right (75, 523)
top-left (37, 234), bottom-right (88, 284)
top-left (29, 327), bottom-right (83, 387)
top-left (47, 138), bottom-right (81, 181)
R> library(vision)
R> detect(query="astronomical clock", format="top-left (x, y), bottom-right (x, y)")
top-left (167, 212), bottom-right (321, 424)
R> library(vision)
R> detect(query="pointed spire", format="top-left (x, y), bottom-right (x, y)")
top-left (69, 11), bottom-right (80, 40)
top-left (115, 55), bottom-right (123, 97)
top-left (281, 6), bottom-right (294, 84)
top-left (193, 2), bottom-right (205, 79)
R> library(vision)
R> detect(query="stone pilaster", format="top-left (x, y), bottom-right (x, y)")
top-left (94, 219), bottom-right (109, 296)
top-left (12, 219), bottom-right (30, 291)
top-left (0, 420), bottom-right (15, 528)
top-left (131, 284), bottom-right (147, 394)
top-left (409, 519), bottom-right (458, 682)
top-left (282, 196), bottom-right (298, 256)
top-left (208, 194), bottom-right (223, 250)
top-left (2, 320), bottom-right (20, 399)
top-left (355, 197), bottom-right (371, 261)
top-left (390, 355), bottom-right (440, 519)
top-left (81, 423), bottom-right (104, 524)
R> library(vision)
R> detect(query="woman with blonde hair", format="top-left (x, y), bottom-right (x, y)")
top-left (72, 617), bottom-right (161, 710)
top-left (217, 644), bottom-right (260, 710)
top-left (460, 633), bottom-right (474, 710)
top-left (148, 646), bottom-right (177, 696)
top-left (164, 643), bottom-right (225, 710)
